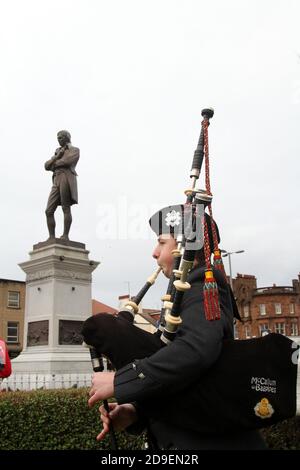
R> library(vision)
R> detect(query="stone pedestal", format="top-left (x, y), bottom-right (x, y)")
top-left (12, 240), bottom-right (99, 374)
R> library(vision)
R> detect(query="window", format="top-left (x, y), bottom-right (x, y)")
top-left (243, 304), bottom-right (250, 318)
top-left (289, 304), bottom-right (295, 314)
top-left (7, 291), bottom-right (20, 308)
top-left (290, 323), bottom-right (298, 336)
top-left (245, 325), bottom-right (251, 338)
top-left (259, 324), bottom-right (269, 336)
top-left (7, 322), bottom-right (19, 343)
top-left (274, 323), bottom-right (285, 335)
top-left (234, 323), bottom-right (239, 339)
top-left (259, 304), bottom-right (266, 316)
top-left (275, 303), bottom-right (282, 315)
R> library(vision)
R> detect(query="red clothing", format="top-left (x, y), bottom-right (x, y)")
top-left (0, 339), bottom-right (12, 378)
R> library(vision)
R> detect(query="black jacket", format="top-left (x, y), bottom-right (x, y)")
top-left (114, 267), bottom-right (266, 449)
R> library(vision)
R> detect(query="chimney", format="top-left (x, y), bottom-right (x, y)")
top-left (293, 278), bottom-right (300, 293)
top-left (232, 273), bottom-right (257, 297)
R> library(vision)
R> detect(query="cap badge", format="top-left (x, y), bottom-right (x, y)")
top-left (165, 210), bottom-right (181, 227)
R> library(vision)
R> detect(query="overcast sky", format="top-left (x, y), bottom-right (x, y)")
top-left (0, 0), bottom-right (299, 310)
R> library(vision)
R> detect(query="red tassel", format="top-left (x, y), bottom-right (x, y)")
top-left (213, 249), bottom-right (227, 280)
top-left (203, 270), bottom-right (221, 321)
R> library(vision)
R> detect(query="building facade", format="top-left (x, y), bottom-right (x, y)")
top-left (0, 279), bottom-right (25, 358)
top-left (233, 273), bottom-right (300, 340)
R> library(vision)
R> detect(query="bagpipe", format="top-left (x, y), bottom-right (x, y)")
top-left (82, 109), bottom-right (300, 438)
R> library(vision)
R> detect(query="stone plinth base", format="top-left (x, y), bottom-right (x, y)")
top-left (12, 346), bottom-right (92, 374)
top-left (14, 240), bottom-right (99, 375)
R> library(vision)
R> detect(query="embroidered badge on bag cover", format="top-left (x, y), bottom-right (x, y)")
top-left (254, 398), bottom-right (274, 419)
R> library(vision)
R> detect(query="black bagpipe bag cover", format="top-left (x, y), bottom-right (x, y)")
top-left (146, 333), bottom-right (299, 434)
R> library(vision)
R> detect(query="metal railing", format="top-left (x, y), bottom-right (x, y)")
top-left (0, 373), bottom-right (93, 392)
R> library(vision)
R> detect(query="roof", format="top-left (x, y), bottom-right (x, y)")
top-left (253, 286), bottom-right (298, 296)
top-left (137, 309), bottom-right (161, 325)
top-left (92, 299), bottom-right (118, 315)
top-left (0, 278), bottom-right (25, 284)
top-left (92, 300), bottom-right (161, 324)
top-left (236, 273), bottom-right (257, 279)
top-left (137, 311), bottom-right (158, 326)
top-left (143, 308), bottom-right (160, 314)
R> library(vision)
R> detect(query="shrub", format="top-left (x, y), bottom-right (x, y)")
top-left (261, 416), bottom-right (300, 450)
top-left (0, 389), bottom-right (299, 450)
top-left (0, 388), bottom-right (145, 450)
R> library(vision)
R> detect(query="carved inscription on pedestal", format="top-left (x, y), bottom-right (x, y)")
top-left (59, 320), bottom-right (84, 345)
top-left (27, 320), bottom-right (49, 346)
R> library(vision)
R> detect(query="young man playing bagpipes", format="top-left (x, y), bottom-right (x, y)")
top-left (82, 109), bottom-right (299, 450)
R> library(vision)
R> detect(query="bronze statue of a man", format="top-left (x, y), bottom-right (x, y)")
top-left (45, 130), bottom-right (79, 241)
